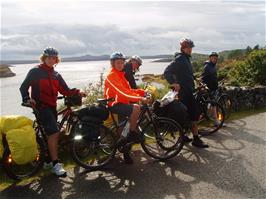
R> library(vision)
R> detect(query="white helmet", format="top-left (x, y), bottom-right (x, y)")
top-left (130, 55), bottom-right (142, 65)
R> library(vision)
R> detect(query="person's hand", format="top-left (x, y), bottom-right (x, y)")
top-left (141, 97), bottom-right (152, 104)
top-left (79, 92), bottom-right (87, 97)
top-left (171, 83), bottom-right (181, 92)
top-left (27, 99), bottom-right (36, 106)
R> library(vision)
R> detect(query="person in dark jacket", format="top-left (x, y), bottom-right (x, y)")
top-left (164, 38), bottom-right (208, 148)
top-left (124, 55), bottom-right (143, 89)
top-left (20, 47), bottom-right (85, 176)
top-left (201, 52), bottom-right (219, 91)
top-left (201, 52), bottom-right (221, 126)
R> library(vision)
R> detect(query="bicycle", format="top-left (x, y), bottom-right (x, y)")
top-left (212, 81), bottom-right (232, 120)
top-left (2, 95), bottom-right (84, 180)
top-left (194, 79), bottom-right (225, 136)
top-left (70, 97), bottom-right (184, 170)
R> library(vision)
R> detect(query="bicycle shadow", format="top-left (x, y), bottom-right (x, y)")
top-left (64, 152), bottom-right (193, 199)
top-left (0, 174), bottom-right (66, 199)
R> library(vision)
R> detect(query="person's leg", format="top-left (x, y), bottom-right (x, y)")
top-left (39, 107), bottom-right (66, 176)
top-left (47, 132), bottom-right (60, 161)
top-left (129, 104), bottom-right (140, 132)
top-left (184, 94), bottom-right (208, 148)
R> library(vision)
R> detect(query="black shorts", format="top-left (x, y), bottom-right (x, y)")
top-left (109, 103), bottom-right (134, 122)
top-left (38, 107), bottom-right (59, 136)
top-left (179, 91), bottom-right (200, 122)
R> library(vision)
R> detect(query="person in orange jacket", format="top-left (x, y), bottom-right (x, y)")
top-left (104, 52), bottom-right (150, 164)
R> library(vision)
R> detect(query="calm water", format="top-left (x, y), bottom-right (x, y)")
top-left (0, 59), bottom-right (169, 117)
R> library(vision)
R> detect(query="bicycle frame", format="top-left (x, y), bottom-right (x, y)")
top-left (108, 103), bottom-right (155, 136)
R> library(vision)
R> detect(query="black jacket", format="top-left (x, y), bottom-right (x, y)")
top-left (124, 62), bottom-right (137, 89)
top-left (164, 52), bottom-right (195, 92)
top-left (201, 60), bottom-right (218, 91)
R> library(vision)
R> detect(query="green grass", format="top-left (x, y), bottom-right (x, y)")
top-left (1, 106), bottom-right (266, 191)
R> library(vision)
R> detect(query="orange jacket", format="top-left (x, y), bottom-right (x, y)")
top-left (104, 68), bottom-right (145, 107)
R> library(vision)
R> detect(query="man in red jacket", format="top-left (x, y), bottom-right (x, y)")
top-left (20, 47), bottom-right (85, 177)
top-left (104, 52), bottom-right (149, 164)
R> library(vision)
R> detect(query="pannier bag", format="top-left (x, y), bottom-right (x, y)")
top-left (0, 116), bottom-right (38, 164)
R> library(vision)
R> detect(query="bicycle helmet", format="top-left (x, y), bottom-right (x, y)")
top-left (42, 47), bottom-right (59, 57)
top-left (110, 52), bottom-right (126, 61)
top-left (180, 38), bottom-right (195, 48)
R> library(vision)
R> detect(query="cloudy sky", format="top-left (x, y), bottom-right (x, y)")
top-left (1, 0), bottom-right (265, 60)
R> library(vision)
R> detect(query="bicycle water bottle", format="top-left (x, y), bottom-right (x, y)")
top-left (121, 121), bottom-right (130, 137)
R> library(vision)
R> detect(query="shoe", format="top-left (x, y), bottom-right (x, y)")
top-left (123, 147), bottom-right (133, 164)
top-left (182, 135), bottom-right (192, 143)
top-left (192, 137), bottom-right (209, 148)
top-left (116, 137), bottom-right (128, 152)
top-left (43, 162), bottom-right (53, 170)
top-left (51, 163), bottom-right (67, 177)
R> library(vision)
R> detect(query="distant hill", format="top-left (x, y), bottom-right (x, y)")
top-left (152, 53), bottom-right (208, 63)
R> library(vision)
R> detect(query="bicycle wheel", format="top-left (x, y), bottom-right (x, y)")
top-left (2, 135), bottom-right (45, 180)
top-left (70, 122), bottom-right (116, 170)
top-left (140, 117), bottom-right (184, 161)
top-left (198, 100), bottom-right (225, 136)
top-left (217, 94), bottom-right (232, 120)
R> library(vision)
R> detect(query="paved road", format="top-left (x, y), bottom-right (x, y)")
top-left (1, 112), bottom-right (266, 199)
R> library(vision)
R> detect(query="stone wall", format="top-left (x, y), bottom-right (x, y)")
top-left (225, 86), bottom-right (266, 110)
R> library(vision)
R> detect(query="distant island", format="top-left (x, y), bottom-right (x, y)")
top-left (0, 64), bottom-right (16, 78)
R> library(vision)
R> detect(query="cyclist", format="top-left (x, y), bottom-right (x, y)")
top-left (164, 38), bottom-right (208, 148)
top-left (20, 47), bottom-right (85, 177)
top-left (124, 55), bottom-right (143, 89)
top-left (201, 52), bottom-right (220, 126)
top-left (201, 52), bottom-right (219, 92)
top-left (104, 52), bottom-right (149, 164)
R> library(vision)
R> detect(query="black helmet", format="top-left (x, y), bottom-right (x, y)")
top-left (43, 47), bottom-right (59, 57)
top-left (209, 52), bottom-right (218, 57)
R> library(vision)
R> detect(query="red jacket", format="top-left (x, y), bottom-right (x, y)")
top-left (20, 64), bottom-right (79, 108)
top-left (104, 68), bottom-right (145, 106)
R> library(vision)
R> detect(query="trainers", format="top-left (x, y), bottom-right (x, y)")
top-left (116, 137), bottom-right (128, 152)
top-left (43, 162), bottom-right (53, 170)
top-left (51, 163), bottom-right (67, 177)
top-left (123, 146), bottom-right (133, 164)
top-left (192, 137), bottom-right (209, 148)
top-left (182, 135), bottom-right (192, 143)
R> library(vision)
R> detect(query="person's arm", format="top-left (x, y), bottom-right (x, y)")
top-left (201, 63), bottom-right (210, 83)
top-left (20, 69), bottom-right (35, 103)
top-left (106, 74), bottom-right (143, 103)
top-left (133, 88), bottom-right (145, 97)
top-left (58, 74), bottom-right (80, 96)
top-left (124, 64), bottom-right (137, 89)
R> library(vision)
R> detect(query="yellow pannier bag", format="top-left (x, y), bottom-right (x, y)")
top-left (0, 115), bottom-right (33, 134)
top-left (5, 125), bottom-right (38, 165)
top-left (104, 113), bottom-right (118, 128)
